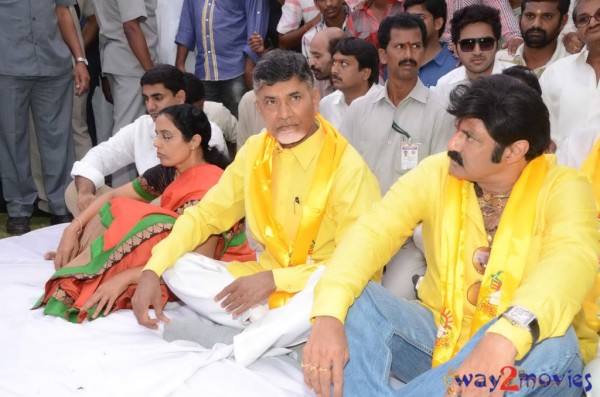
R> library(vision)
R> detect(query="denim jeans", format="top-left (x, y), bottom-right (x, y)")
top-left (344, 282), bottom-right (584, 397)
top-left (202, 74), bottom-right (248, 119)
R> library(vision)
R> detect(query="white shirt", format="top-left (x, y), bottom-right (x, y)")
top-left (495, 41), bottom-right (568, 77)
top-left (556, 125), bottom-right (600, 169)
top-left (319, 84), bottom-right (380, 129)
top-left (339, 80), bottom-right (455, 194)
top-left (432, 61), bottom-right (513, 104)
top-left (540, 51), bottom-right (600, 148)
top-left (71, 115), bottom-right (228, 189)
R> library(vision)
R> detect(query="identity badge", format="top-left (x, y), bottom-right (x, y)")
top-left (401, 144), bottom-right (419, 170)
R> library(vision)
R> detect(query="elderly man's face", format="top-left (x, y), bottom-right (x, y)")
top-left (255, 77), bottom-right (319, 145)
top-left (575, 0), bottom-right (600, 45)
top-left (309, 36), bottom-right (333, 80)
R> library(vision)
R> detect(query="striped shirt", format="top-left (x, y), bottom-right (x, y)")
top-left (176, 0), bottom-right (269, 81)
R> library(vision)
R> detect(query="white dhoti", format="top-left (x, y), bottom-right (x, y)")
top-left (162, 252), bottom-right (269, 329)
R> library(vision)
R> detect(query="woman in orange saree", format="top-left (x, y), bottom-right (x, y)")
top-left (35, 104), bottom-right (254, 323)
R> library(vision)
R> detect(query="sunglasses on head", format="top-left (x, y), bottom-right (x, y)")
top-left (458, 37), bottom-right (496, 52)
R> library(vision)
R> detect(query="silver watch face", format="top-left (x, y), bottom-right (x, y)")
top-left (507, 306), bottom-right (535, 325)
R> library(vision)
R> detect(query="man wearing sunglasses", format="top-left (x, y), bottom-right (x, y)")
top-left (540, 0), bottom-right (600, 148)
top-left (433, 5), bottom-right (513, 102)
top-left (496, 0), bottom-right (570, 77)
top-left (303, 74), bottom-right (598, 397)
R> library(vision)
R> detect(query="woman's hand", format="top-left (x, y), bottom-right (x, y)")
top-left (81, 271), bottom-right (132, 319)
top-left (52, 223), bottom-right (82, 270)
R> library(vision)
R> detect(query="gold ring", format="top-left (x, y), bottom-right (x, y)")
top-left (318, 367), bottom-right (330, 372)
top-left (447, 385), bottom-right (461, 396)
top-left (301, 362), bottom-right (317, 372)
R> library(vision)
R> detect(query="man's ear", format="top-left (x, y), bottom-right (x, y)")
top-left (504, 139), bottom-right (529, 164)
top-left (434, 16), bottom-right (444, 33)
top-left (361, 67), bottom-right (372, 82)
top-left (559, 13), bottom-right (569, 30)
top-left (176, 89), bottom-right (186, 104)
top-left (378, 48), bottom-right (388, 65)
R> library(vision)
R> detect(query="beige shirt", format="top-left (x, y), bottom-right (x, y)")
top-left (236, 90), bottom-right (265, 150)
top-left (94, 0), bottom-right (158, 76)
top-left (339, 80), bottom-right (455, 194)
top-left (204, 101), bottom-right (238, 144)
top-left (495, 42), bottom-right (568, 77)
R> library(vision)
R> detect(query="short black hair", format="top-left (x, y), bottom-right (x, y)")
top-left (183, 72), bottom-right (205, 104)
top-left (332, 37), bottom-right (380, 86)
top-left (450, 4), bottom-right (502, 44)
top-left (404, 0), bottom-right (448, 38)
top-left (447, 75), bottom-right (550, 162)
top-left (378, 13), bottom-right (428, 49)
top-left (502, 65), bottom-right (542, 95)
top-left (140, 64), bottom-right (185, 96)
top-left (521, 0), bottom-right (570, 17)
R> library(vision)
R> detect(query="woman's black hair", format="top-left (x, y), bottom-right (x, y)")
top-left (158, 104), bottom-right (230, 169)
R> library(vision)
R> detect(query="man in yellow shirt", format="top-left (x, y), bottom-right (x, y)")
top-left (303, 75), bottom-right (599, 397)
top-left (131, 49), bottom-right (380, 331)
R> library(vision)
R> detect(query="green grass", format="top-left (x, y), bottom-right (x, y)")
top-left (0, 213), bottom-right (51, 239)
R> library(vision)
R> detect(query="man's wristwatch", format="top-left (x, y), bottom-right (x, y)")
top-left (75, 56), bottom-right (88, 66)
top-left (502, 306), bottom-right (540, 344)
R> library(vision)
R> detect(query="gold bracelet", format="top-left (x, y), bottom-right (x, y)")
top-left (72, 217), bottom-right (83, 236)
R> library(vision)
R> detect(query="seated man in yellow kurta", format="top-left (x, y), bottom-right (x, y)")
top-left (130, 49), bottom-right (380, 333)
top-left (302, 75), bottom-right (600, 397)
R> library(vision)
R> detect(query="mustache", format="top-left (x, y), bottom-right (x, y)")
top-left (277, 120), bottom-right (297, 129)
top-left (448, 150), bottom-right (464, 166)
top-left (525, 28), bottom-right (547, 37)
top-left (398, 58), bottom-right (417, 67)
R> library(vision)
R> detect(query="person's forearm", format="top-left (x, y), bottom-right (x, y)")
top-left (279, 27), bottom-right (309, 49)
top-left (75, 175), bottom-right (96, 195)
top-left (81, 14), bottom-right (99, 50)
top-left (123, 18), bottom-right (154, 71)
top-left (175, 44), bottom-right (190, 71)
top-left (55, 6), bottom-right (85, 59)
top-left (278, 16), bottom-right (319, 49)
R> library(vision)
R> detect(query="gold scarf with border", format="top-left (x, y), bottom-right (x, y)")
top-left (580, 137), bottom-right (600, 333)
top-left (432, 155), bottom-right (549, 366)
top-left (248, 114), bottom-right (348, 308)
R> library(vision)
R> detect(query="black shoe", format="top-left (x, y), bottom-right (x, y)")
top-left (6, 216), bottom-right (31, 235)
top-left (50, 214), bottom-right (74, 225)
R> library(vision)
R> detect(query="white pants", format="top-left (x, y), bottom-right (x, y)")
top-left (163, 253), bottom-right (269, 329)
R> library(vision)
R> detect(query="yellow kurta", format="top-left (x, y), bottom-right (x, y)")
top-left (144, 121), bottom-right (381, 293)
top-left (312, 153), bottom-right (599, 363)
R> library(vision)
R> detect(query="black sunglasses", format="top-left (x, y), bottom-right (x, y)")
top-left (458, 37), bottom-right (496, 52)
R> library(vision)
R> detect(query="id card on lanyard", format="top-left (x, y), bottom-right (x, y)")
top-left (392, 121), bottom-right (419, 171)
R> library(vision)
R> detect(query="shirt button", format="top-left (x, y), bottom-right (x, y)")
top-left (32, 17), bottom-right (36, 21)
top-left (380, 168), bottom-right (385, 172)
top-left (387, 140), bottom-right (392, 145)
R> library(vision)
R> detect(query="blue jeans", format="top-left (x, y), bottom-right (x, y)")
top-left (344, 282), bottom-right (584, 397)
top-left (202, 74), bottom-right (248, 119)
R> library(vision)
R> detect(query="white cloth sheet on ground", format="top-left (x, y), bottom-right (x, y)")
top-left (0, 225), bottom-right (317, 397)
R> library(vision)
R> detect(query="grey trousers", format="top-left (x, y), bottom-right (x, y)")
top-left (105, 73), bottom-right (145, 187)
top-left (0, 73), bottom-right (75, 217)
